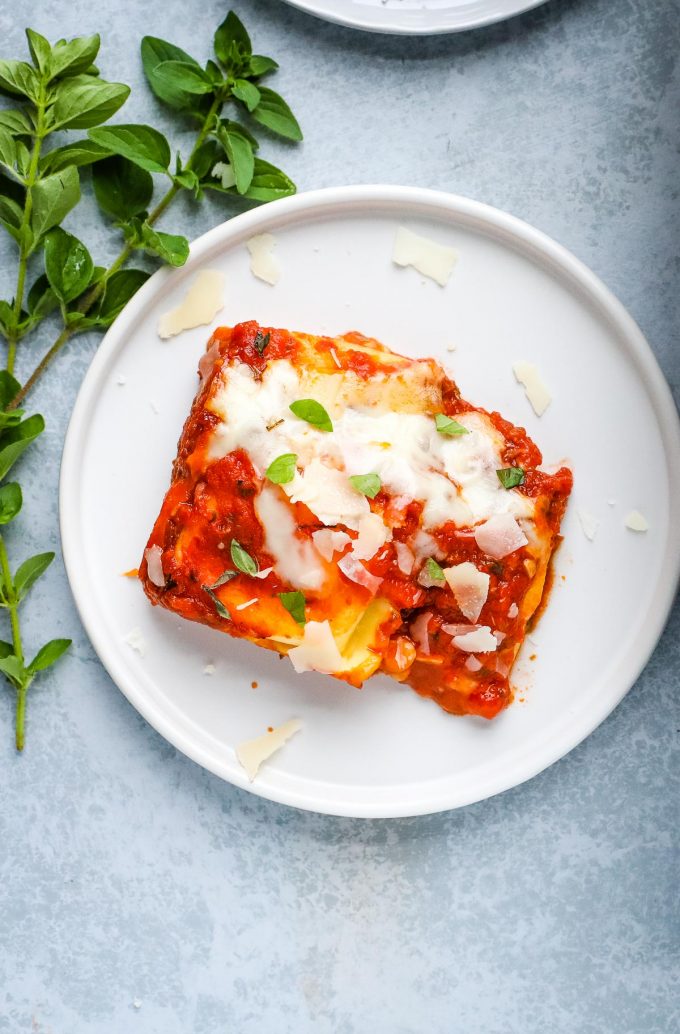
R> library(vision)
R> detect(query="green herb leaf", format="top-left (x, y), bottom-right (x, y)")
top-left (0, 414), bottom-right (45, 480)
top-left (153, 60), bottom-right (214, 96)
top-left (216, 121), bottom-right (254, 195)
top-left (250, 87), bottom-right (302, 141)
top-left (0, 640), bottom-right (14, 659)
top-left (289, 399), bottom-right (333, 432)
top-left (27, 274), bottom-right (59, 318)
top-left (233, 79), bottom-right (261, 113)
top-left (265, 453), bottom-right (297, 485)
top-left (141, 36), bottom-right (203, 110)
top-left (130, 221), bottom-right (190, 267)
top-left (27, 638), bottom-right (71, 674)
top-left (243, 159), bottom-right (296, 202)
top-left (48, 35), bottom-right (100, 79)
top-left (30, 166), bottom-right (80, 243)
top-left (88, 123), bottom-right (171, 173)
top-left (95, 269), bottom-right (150, 325)
top-left (0, 109), bottom-right (33, 136)
top-left (419, 557), bottom-right (446, 586)
top-left (278, 590), bottom-right (306, 626)
top-left (39, 139), bottom-right (112, 175)
top-left (0, 483), bottom-right (22, 524)
top-left (203, 586), bottom-right (230, 620)
top-left (25, 28), bottom-right (52, 73)
top-left (49, 75), bottom-right (130, 131)
top-left (230, 539), bottom-right (258, 576)
top-left (434, 413), bottom-right (469, 437)
top-left (0, 655), bottom-right (25, 685)
top-left (214, 11), bottom-right (252, 72)
top-left (349, 473), bottom-right (382, 499)
top-left (253, 329), bottom-right (270, 354)
top-left (0, 371), bottom-right (21, 409)
top-left (496, 467), bottom-right (525, 489)
top-left (248, 55), bottom-right (278, 77)
top-left (43, 227), bottom-right (94, 304)
top-left (14, 551), bottom-right (54, 601)
top-left (207, 569), bottom-right (237, 589)
top-left (0, 60), bottom-right (39, 101)
top-left (0, 128), bottom-right (24, 181)
top-left (92, 156), bottom-right (153, 220)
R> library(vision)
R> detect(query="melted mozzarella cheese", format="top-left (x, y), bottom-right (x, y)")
top-left (254, 485), bottom-right (325, 591)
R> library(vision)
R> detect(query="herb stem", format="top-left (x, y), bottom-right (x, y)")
top-left (0, 532), bottom-right (26, 751)
top-left (9, 96), bottom-right (222, 409)
top-left (6, 81), bottom-right (48, 375)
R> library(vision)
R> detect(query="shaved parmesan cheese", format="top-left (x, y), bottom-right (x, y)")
top-left (443, 561), bottom-right (490, 622)
top-left (203, 663), bottom-right (216, 676)
top-left (288, 621), bottom-right (346, 674)
top-left (577, 509), bottom-right (599, 541)
top-left (465, 655), bottom-right (482, 672)
top-left (395, 541), bottom-right (415, 575)
top-left (452, 626), bottom-right (498, 653)
top-left (474, 514), bottom-right (528, 559)
top-left (410, 611), bottom-right (433, 656)
top-left (286, 459), bottom-right (369, 529)
top-left (508, 602), bottom-right (519, 619)
top-left (312, 529), bottom-right (351, 562)
top-left (352, 512), bottom-right (390, 561)
top-left (493, 630), bottom-right (506, 645)
top-left (338, 553), bottom-right (382, 594)
top-left (251, 566), bottom-right (273, 580)
top-left (247, 233), bottom-right (280, 286)
top-left (235, 598), bottom-right (258, 610)
top-left (625, 510), bottom-right (649, 532)
top-left (236, 719), bottom-right (302, 781)
top-left (157, 270), bottom-right (225, 339)
top-left (512, 361), bottom-right (551, 416)
top-left (442, 622), bottom-right (481, 637)
top-left (124, 628), bottom-right (146, 656)
top-left (144, 545), bottom-right (164, 587)
top-left (392, 227), bottom-right (457, 287)
top-left (329, 347), bottom-right (342, 368)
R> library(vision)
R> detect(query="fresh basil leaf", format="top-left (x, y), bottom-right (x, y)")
top-left (130, 221), bottom-right (189, 267)
top-left (0, 655), bottom-right (25, 685)
top-left (253, 329), bottom-right (270, 354)
top-left (233, 79), bottom-right (260, 113)
top-left (49, 75), bottom-right (130, 131)
top-left (27, 274), bottom-right (59, 318)
top-left (89, 123), bottom-right (171, 173)
top-left (0, 483), bottom-right (22, 524)
top-left (419, 557), bottom-right (446, 586)
top-left (39, 139), bottom-right (111, 175)
top-left (26, 29), bottom-right (52, 73)
top-left (289, 399), bottom-right (333, 432)
top-left (496, 467), bottom-right (525, 489)
top-left (243, 159), bottom-right (296, 202)
top-left (30, 166), bottom-right (80, 244)
top-left (0, 371), bottom-right (21, 409)
top-left (278, 591), bottom-right (306, 626)
top-left (48, 35), bottom-right (100, 79)
top-left (43, 227), bottom-right (94, 304)
top-left (203, 585), bottom-right (230, 620)
top-left (93, 156), bottom-right (153, 220)
top-left (95, 269), bottom-right (149, 324)
top-left (0, 640), bottom-right (13, 659)
top-left (207, 569), bottom-right (237, 590)
top-left (27, 638), bottom-right (71, 674)
top-left (153, 61), bottom-right (214, 97)
top-left (215, 121), bottom-right (254, 194)
top-left (230, 539), bottom-right (258, 576)
top-left (265, 453), bottom-right (296, 485)
top-left (0, 414), bottom-right (45, 479)
top-left (434, 413), bottom-right (469, 436)
top-left (192, 140), bottom-right (221, 180)
top-left (141, 36), bottom-right (202, 110)
top-left (174, 168), bottom-right (199, 192)
top-left (0, 129), bottom-right (22, 181)
top-left (248, 55), bottom-right (278, 77)
top-left (349, 473), bottom-right (381, 499)
top-left (250, 87), bottom-right (302, 142)
top-left (14, 551), bottom-right (54, 601)
top-left (214, 11), bottom-right (252, 72)
top-left (0, 194), bottom-right (23, 243)
top-left (0, 60), bottom-right (39, 101)
top-left (0, 109), bottom-right (32, 136)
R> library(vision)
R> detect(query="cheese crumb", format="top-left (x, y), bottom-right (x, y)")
top-left (392, 227), bottom-right (457, 287)
top-left (132, 998), bottom-right (142, 1010)
top-left (157, 269), bottom-right (225, 339)
top-left (247, 233), bottom-right (280, 286)
top-left (203, 663), bottom-right (216, 675)
top-left (116, 374), bottom-right (126, 386)
top-left (124, 628), bottom-right (146, 656)
top-left (235, 597), bottom-right (258, 610)
top-left (625, 510), bottom-right (649, 532)
top-left (150, 400), bottom-right (160, 416)
top-left (577, 509), bottom-right (599, 542)
top-left (512, 361), bottom-right (551, 416)
top-left (236, 719), bottom-right (302, 781)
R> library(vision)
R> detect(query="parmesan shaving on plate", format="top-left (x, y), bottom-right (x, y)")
top-left (311, 529), bottom-right (351, 562)
top-left (512, 361), bottom-right (552, 417)
top-left (394, 541), bottom-right (415, 575)
top-left (474, 514), bottom-right (528, 559)
top-left (452, 626), bottom-right (498, 653)
top-left (443, 561), bottom-right (489, 623)
top-left (124, 628), bottom-right (147, 656)
top-left (288, 621), bottom-right (346, 674)
top-left (236, 719), bottom-right (302, 781)
top-left (157, 270), bottom-right (225, 339)
top-left (203, 663), bottom-right (216, 676)
top-left (351, 512), bottom-right (391, 561)
top-left (246, 233), bottom-right (280, 286)
top-left (338, 553), bottom-right (382, 595)
top-left (577, 509), bottom-right (599, 541)
top-left (465, 655), bottom-right (482, 672)
top-left (392, 227), bottom-right (457, 287)
top-left (144, 545), bottom-right (164, 587)
top-left (625, 510), bottom-right (649, 532)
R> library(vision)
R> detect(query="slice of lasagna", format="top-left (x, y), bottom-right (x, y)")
top-left (140, 321), bottom-right (572, 719)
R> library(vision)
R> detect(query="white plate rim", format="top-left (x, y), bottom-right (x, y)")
top-left (60, 184), bottom-right (680, 818)
top-left (277, 0), bottom-right (548, 36)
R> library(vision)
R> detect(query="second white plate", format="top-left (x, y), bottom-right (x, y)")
top-left (278, 0), bottom-right (548, 35)
top-left (60, 186), bottom-right (680, 817)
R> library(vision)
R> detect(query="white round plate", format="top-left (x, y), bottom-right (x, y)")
top-left (60, 186), bottom-right (680, 818)
top-left (278, 0), bottom-right (548, 35)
